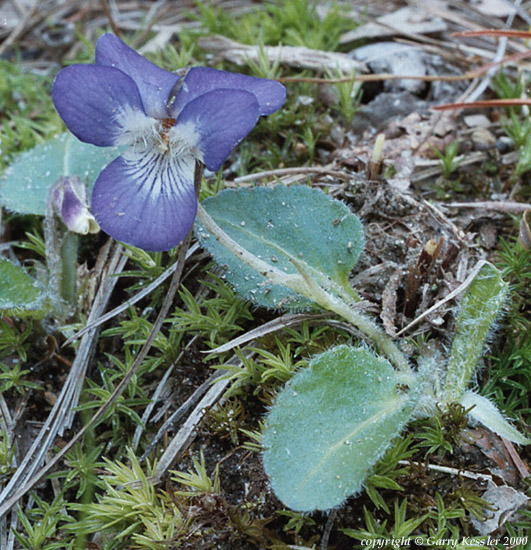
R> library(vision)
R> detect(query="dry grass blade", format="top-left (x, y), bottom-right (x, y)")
top-left (519, 211), bottom-right (531, 250)
top-left (141, 370), bottom-right (224, 462)
top-left (206, 312), bottom-right (328, 354)
top-left (0, 241), bottom-right (126, 509)
top-left (0, 230), bottom-right (191, 518)
top-left (99, 0), bottom-right (121, 37)
top-left (62, 243), bottom-right (200, 347)
top-left (232, 166), bottom-right (352, 184)
top-left (153, 352), bottom-right (256, 481)
top-left (502, 439), bottom-right (530, 479)
top-left (133, 360), bottom-right (178, 453)
top-left (133, 334), bottom-right (201, 452)
top-left (153, 376), bottom-right (231, 479)
top-left (0, 2), bottom-right (38, 56)
top-left (421, 199), bottom-right (467, 244)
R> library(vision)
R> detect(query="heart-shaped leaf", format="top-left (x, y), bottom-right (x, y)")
top-left (0, 133), bottom-right (121, 215)
top-left (263, 345), bottom-right (414, 511)
top-left (196, 185), bottom-right (364, 310)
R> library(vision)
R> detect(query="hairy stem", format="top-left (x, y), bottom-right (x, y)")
top-left (59, 232), bottom-right (79, 308)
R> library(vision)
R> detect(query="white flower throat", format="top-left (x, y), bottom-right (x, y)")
top-left (116, 105), bottom-right (201, 160)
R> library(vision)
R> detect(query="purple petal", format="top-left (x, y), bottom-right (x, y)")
top-left (91, 151), bottom-right (197, 251)
top-left (169, 67), bottom-right (286, 118)
top-left (61, 181), bottom-right (99, 234)
top-left (174, 89), bottom-right (259, 172)
top-left (52, 65), bottom-right (150, 147)
top-left (95, 34), bottom-right (180, 119)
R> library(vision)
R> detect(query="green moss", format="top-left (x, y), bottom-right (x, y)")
top-left (193, 0), bottom-right (358, 51)
top-left (0, 60), bottom-right (63, 169)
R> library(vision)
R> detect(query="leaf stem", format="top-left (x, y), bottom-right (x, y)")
top-left (290, 258), bottom-right (411, 374)
top-left (196, 203), bottom-right (411, 374)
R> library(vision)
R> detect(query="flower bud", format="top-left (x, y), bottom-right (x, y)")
top-left (52, 176), bottom-right (100, 235)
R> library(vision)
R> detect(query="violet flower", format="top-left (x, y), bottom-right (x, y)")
top-left (52, 34), bottom-right (285, 251)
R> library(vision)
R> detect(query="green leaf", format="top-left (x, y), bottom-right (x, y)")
top-left (0, 258), bottom-right (49, 316)
top-left (262, 345), bottom-right (413, 511)
top-left (443, 263), bottom-right (509, 404)
top-left (0, 133), bottom-right (121, 215)
top-left (459, 391), bottom-right (531, 445)
top-left (195, 185), bottom-right (364, 310)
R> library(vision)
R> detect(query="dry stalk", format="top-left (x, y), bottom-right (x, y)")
top-left (0, 240), bottom-right (126, 512)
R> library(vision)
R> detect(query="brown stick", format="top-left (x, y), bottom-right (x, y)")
top-left (99, 0), bottom-right (121, 37)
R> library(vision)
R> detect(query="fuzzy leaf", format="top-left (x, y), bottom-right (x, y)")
top-left (196, 185), bottom-right (364, 310)
top-left (0, 133), bottom-right (121, 215)
top-left (262, 345), bottom-right (413, 511)
top-left (0, 258), bottom-right (48, 316)
top-left (444, 263), bottom-right (509, 403)
top-left (460, 391), bottom-right (531, 445)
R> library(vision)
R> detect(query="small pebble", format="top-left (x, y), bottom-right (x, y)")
top-left (472, 128), bottom-right (496, 151)
top-left (464, 114), bottom-right (491, 128)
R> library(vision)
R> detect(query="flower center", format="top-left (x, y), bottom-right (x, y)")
top-left (161, 117), bottom-right (177, 145)
top-left (152, 117), bottom-right (179, 154)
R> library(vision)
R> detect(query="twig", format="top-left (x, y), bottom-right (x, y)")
top-left (0, 2), bottom-right (38, 56)
top-left (446, 201), bottom-right (531, 213)
top-left (99, 0), bottom-right (121, 37)
top-left (421, 199), bottom-right (467, 244)
top-left (397, 460), bottom-right (493, 482)
top-left (232, 166), bottom-right (351, 184)
top-left (435, 98), bottom-right (531, 111)
top-left (454, 30), bottom-right (531, 39)
top-left (501, 439), bottom-right (530, 480)
top-left (411, 151), bottom-right (487, 183)
top-left (280, 72), bottom-right (479, 85)
top-left (10, 0), bottom-right (28, 18)
top-left (452, 3), bottom-right (519, 105)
